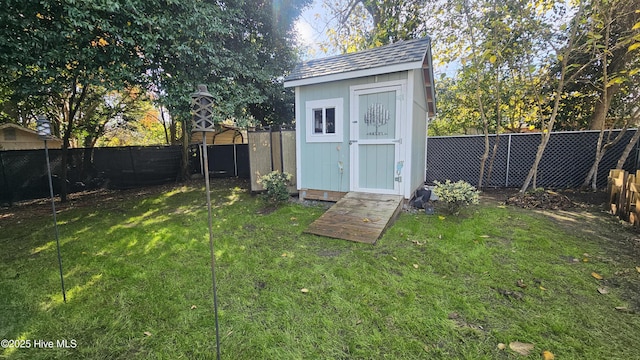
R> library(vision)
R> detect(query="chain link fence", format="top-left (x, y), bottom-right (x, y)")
top-left (426, 130), bottom-right (640, 189)
top-left (0, 144), bottom-right (250, 204)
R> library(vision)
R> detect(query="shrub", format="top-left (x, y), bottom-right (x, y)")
top-left (257, 171), bottom-right (293, 205)
top-left (433, 180), bottom-right (480, 215)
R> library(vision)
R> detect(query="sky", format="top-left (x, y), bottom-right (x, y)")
top-left (292, 0), bottom-right (455, 76)
top-left (294, 0), bottom-right (338, 60)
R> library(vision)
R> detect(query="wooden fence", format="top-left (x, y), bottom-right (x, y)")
top-left (608, 169), bottom-right (640, 227)
top-left (247, 130), bottom-right (296, 192)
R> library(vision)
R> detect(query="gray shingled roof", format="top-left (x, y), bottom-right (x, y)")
top-left (285, 37), bottom-right (432, 82)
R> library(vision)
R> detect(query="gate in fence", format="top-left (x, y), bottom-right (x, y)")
top-left (426, 130), bottom-right (640, 189)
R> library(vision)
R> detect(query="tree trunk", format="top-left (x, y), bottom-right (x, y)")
top-left (520, 4), bottom-right (587, 192)
top-left (588, 87), bottom-right (617, 130)
top-left (616, 127), bottom-right (640, 169)
top-left (160, 106), bottom-right (170, 145)
top-left (59, 82), bottom-right (88, 202)
top-left (486, 67), bottom-right (502, 187)
top-left (583, 130), bottom-right (605, 189)
top-left (461, 0), bottom-right (490, 190)
top-left (486, 134), bottom-right (500, 186)
top-left (522, 132), bottom-right (550, 192)
top-left (170, 120), bottom-right (178, 145)
top-left (478, 120), bottom-right (490, 189)
top-left (583, 128), bottom-right (627, 190)
top-left (180, 117), bottom-right (190, 181)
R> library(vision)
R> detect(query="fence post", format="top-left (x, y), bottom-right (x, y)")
top-left (233, 143), bottom-right (238, 177)
top-left (280, 129), bottom-right (285, 173)
top-left (0, 152), bottom-right (9, 205)
top-left (505, 134), bottom-right (512, 187)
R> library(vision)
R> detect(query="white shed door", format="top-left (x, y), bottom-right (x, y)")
top-left (350, 84), bottom-right (403, 195)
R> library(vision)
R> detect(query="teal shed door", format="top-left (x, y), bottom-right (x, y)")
top-left (350, 83), bottom-right (403, 194)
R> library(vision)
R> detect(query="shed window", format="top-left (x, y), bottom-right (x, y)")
top-left (305, 98), bottom-right (343, 143)
top-left (313, 108), bottom-right (336, 135)
top-left (3, 128), bottom-right (16, 141)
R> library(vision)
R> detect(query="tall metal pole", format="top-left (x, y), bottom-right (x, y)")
top-left (44, 139), bottom-right (66, 303)
top-left (203, 132), bottom-right (221, 360)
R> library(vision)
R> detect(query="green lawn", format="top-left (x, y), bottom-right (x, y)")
top-left (1, 179), bottom-right (639, 359)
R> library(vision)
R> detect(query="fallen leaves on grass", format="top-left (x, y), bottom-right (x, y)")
top-left (591, 272), bottom-right (603, 280)
top-left (300, 288), bottom-right (309, 293)
top-left (615, 306), bottom-right (634, 313)
top-left (597, 287), bottom-right (609, 294)
top-left (506, 190), bottom-right (573, 210)
top-left (542, 350), bottom-right (555, 360)
top-left (636, 266), bottom-right (640, 273)
top-left (438, 216), bottom-right (446, 220)
top-left (516, 279), bottom-right (527, 288)
top-left (190, 305), bottom-right (197, 310)
top-left (144, 331), bottom-right (152, 337)
top-left (497, 343), bottom-right (506, 350)
top-left (509, 341), bottom-right (534, 356)
top-left (413, 264), bottom-right (419, 269)
top-left (497, 289), bottom-right (524, 300)
top-left (411, 240), bottom-right (424, 246)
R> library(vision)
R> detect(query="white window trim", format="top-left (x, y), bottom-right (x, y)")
top-left (305, 98), bottom-right (344, 143)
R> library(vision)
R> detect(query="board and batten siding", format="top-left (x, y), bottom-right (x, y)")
top-left (297, 72), bottom-right (408, 192)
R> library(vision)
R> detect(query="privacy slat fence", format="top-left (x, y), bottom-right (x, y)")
top-left (427, 130), bottom-right (640, 189)
top-left (248, 130), bottom-right (296, 193)
top-left (0, 144), bottom-right (250, 204)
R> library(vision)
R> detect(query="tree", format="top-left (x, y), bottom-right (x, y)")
top-left (0, 0), bottom-right (155, 200)
top-left (320, 0), bottom-right (427, 52)
top-left (432, 0), bottom-right (556, 188)
top-left (428, 75), bottom-right (483, 136)
top-left (574, 0), bottom-right (640, 189)
top-left (0, 0), bottom-right (310, 196)
top-left (142, 0), bottom-right (310, 179)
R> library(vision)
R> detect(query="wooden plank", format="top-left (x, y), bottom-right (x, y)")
top-left (300, 189), bottom-right (347, 202)
top-left (305, 192), bottom-right (403, 244)
top-left (271, 131), bottom-right (282, 172)
top-left (281, 131), bottom-right (297, 193)
top-left (248, 131), bottom-right (273, 192)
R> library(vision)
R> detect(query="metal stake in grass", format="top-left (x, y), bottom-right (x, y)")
top-left (36, 115), bottom-right (67, 303)
top-left (191, 85), bottom-right (221, 360)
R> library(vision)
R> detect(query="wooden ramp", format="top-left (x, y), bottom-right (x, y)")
top-left (305, 192), bottom-right (404, 244)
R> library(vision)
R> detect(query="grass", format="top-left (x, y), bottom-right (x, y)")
top-left (1, 179), bottom-right (640, 359)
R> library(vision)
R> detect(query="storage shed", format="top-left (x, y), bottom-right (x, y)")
top-left (0, 123), bottom-right (63, 150)
top-left (284, 37), bottom-right (436, 200)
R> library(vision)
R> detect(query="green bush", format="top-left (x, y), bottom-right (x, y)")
top-left (257, 171), bottom-right (293, 205)
top-left (433, 180), bottom-right (480, 215)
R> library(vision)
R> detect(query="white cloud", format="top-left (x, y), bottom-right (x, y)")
top-left (295, 18), bottom-right (315, 47)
